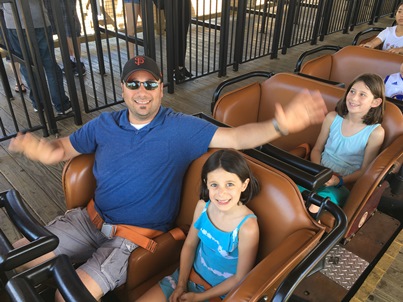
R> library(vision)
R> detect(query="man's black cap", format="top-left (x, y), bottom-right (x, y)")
top-left (121, 56), bottom-right (162, 82)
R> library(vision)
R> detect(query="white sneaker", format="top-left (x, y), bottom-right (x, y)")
top-left (57, 106), bottom-right (73, 116)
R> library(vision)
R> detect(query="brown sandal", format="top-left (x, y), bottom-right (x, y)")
top-left (15, 83), bottom-right (26, 93)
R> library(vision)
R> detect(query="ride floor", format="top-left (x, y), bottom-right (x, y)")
top-left (292, 187), bottom-right (403, 302)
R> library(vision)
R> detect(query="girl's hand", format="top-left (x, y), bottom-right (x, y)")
top-left (387, 47), bottom-right (403, 54)
top-left (179, 291), bottom-right (197, 302)
top-left (169, 286), bottom-right (187, 302)
top-left (324, 174), bottom-right (341, 187)
top-left (360, 43), bottom-right (372, 48)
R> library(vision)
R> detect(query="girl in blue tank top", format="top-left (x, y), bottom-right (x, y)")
top-left (304, 73), bottom-right (385, 212)
top-left (138, 149), bottom-right (260, 301)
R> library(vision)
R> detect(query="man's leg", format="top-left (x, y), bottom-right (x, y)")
top-left (46, 207), bottom-right (137, 300)
top-left (74, 235), bottom-right (138, 299)
top-left (12, 237), bottom-right (57, 272)
top-left (55, 269), bottom-right (103, 302)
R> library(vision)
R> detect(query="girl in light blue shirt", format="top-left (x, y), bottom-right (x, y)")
top-left (307, 73), bottom-right (385, 211)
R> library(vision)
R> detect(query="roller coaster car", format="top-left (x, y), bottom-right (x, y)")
top-left (294, 44), bottom-right (403, 112)
top-left (0, 149), bottom-right (347, 301)
top-left (211, 72), bottom-right (403, 242)
top-left (294, 45), bottom-right (403, 86)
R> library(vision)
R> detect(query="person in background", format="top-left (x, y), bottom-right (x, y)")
top-left (384, 62), bottom-right (403, 101)
top-left (360, 2), bottom-right (403, 53)
top-left (8, 61), bottom-right (26, 93)
top-left (301, 73), bottom-right (385, 213)
top-left (2, 0), bottom-right (72, 115)
top-left (0, 8), bottom-right (25, 93)
top-left (137, 149), bottom-right (260, 302)
top-left (8, 56), bottom-right (327, 301)
top-left (45, 0), bottom-right (86, 77)
top-left (124, 0), bottom-right (142, 59)
top-left (153, 0), bottom-right (192, 82)
top-left (63, 0), bottom-right (86, 77)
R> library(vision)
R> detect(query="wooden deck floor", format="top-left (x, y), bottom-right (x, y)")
top-left (0, 14), bottom-right (402, 301)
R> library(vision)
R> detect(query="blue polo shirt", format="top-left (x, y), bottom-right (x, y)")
top-left (69, 107), bottom-right (218, 231)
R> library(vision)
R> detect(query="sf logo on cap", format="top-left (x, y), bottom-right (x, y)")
top-left (134, 57), bottom-right (145, 66)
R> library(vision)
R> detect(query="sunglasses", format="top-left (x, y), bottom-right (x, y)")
top-left (125, 80), bottom-right (159, 91)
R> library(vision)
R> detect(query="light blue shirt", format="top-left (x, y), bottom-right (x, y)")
top-left (193, 201), bottom-right (257, 288)
top-left (321, 115), bottom-right (380, 176)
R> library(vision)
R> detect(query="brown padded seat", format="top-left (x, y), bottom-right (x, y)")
top-left (213, 73), bottom-right (345, 153)
top-left (212, 72), bottom-right (403, 240)
top-left (62, 149), bottom-right (325, 301)
top-left (299, 45), bottom-right (403, 86)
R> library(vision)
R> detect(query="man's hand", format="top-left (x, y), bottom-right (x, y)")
top-left (275, 89), bottom-right (327, 134)
top-left (8, 132), bottom-right (65, 164)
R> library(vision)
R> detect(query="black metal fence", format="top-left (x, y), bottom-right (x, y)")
top-left (0, 0), bottom-right (399, 141)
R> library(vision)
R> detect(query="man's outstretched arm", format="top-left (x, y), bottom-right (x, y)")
top-left (8, 132), bottom-right (80, 165)
top-left (209, 89), bottom-right (327, 150)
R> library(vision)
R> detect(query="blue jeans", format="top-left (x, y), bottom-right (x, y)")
top-left (8, 27), bottom-right (70, 112)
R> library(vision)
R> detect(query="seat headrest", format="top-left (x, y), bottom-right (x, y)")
top-left (382, 102), bottom-right (403, 150)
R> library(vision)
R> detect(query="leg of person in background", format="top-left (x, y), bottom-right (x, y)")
top-left (39, 27), bottom-right (72, 115)
top-left (175, 0), bottom-right (192, 82)
top-left (124, 0), bottom-right (141, 59)
top-left (65, 0), bottom-right (86, 77)
top-left (7, 28), bottom-right (40, 111)
top-left (66, 36), bottom-right (86, 77)
top-left (11, 62), bottom-right (26, 93)
top-left (8, 27), bottom-right (71, 115)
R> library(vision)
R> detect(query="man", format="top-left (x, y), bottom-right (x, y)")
top-left (9, 55), bottom-right (327, 301)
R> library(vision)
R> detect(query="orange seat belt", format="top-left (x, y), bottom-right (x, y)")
top-left (86, 199), bottom-right (185, 253)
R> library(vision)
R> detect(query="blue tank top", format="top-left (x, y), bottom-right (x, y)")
top-left (321, 115), bottom-right (380, 176)
top-left (193, 201), bottom-right (257, 287)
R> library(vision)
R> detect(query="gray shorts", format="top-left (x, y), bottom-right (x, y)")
top-left (46, 208), bottom-right (138, 294)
